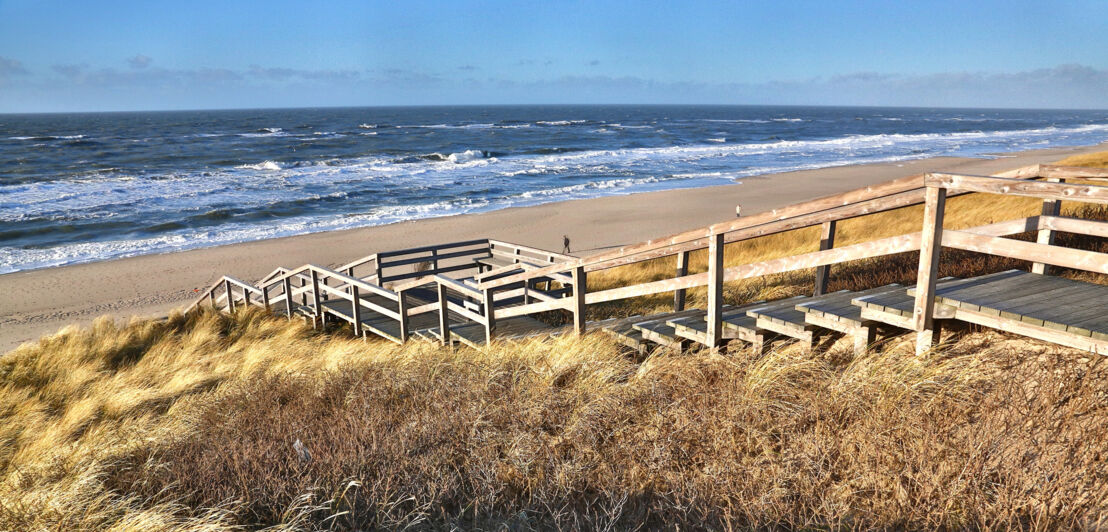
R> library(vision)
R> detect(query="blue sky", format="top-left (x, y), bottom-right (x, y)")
top-left (1, 0), bottom-right (1107, 112)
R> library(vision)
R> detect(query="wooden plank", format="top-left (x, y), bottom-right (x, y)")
top-left (813, 220), bottom-right (836, 296)
top-left (705, 233), bottom-right (725, 348)
top-left (913, 186), bottom-right (946, 354)
top-left (952, 307), bottom-right (1108, 355)
top-left (482, 289), bottom-right (496, 344)
top-left (1041, 215), bottom-right (1108, 239)
top-left (494, 297), bottom-right (570, 319)
top-left (380, 262), bottom-right (475, 283)
top-left (351, 286), bottom-right (363, 336)
top-left (1032, 177), bottom-right (1062, 275)
top-left (380, 247), bottom-right (489, 268)
top-left (487, 239), bottom-right (574, 261)
top-left (317, 283), bottom-right (402, 321)
top-left (927, 173), bottom-right (1108, 205)
top-left (571, 266), bottom-right (587, 335)
top-left (943, 230), bottom-right (1108, 275)
top-left (437, 283), bottom-right (451, 346)
top-left (1037, 165), bottom-right (1108, 180)
top-left (673, 250), bottom-right (690, 311)
top-left (376, 238), bottom-right (490, 259)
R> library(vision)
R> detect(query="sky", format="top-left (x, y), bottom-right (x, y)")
top-left (1, 0), bottom-right (1107, 112)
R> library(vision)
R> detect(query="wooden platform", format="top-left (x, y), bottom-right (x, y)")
top-left (913, 270), bottom-right (1108, 341)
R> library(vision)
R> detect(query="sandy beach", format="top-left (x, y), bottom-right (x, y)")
top-left (1, 142), bottom-right (1104, 353)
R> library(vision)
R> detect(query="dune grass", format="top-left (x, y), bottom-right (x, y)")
top-left (1, 154), bottom-right (1107, 530)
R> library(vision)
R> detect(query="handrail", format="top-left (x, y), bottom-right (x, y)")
top-left (477, 164), bottom-right (1049, 290)
top-left (335, 253), bottom-right (377, 276)
top-left (926, 173), bottom-right (1108, 204)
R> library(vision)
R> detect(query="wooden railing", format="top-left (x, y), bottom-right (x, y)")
top-left (911, 171), bottom-right (1108, 353)
top-left (462, 164), bottom-right (1108, 348)
top-left (189, 163), bottom-right (1108, 352)
top-left (188, 238), bottom-right (572, 344)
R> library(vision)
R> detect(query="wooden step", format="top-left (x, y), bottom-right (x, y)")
top-left (746, 296), bottom-right (816, 344)
top-left (667, 302), bottom-right (765, 346)
top-left (853, 276), bottom-right (965, 329)
top-left (795, 284), bottom-right (905, 353)
top-left (598, 309), bottom-right (707, 352)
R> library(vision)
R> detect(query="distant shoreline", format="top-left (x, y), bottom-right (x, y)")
top-left (2, 141), bottom-right (1106, 353)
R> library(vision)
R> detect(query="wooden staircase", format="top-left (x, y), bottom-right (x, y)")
top-left (189, 164), bottom-right (1108, 357)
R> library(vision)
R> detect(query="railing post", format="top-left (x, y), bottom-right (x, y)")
top-left (350, 285), bottom-right (363, 337)
top-left (1032, 177), bottom-right (1062, 275)
top-left (483, 288), bottom-right (496, 345)
top-left (241, 286), bottom-right (250, 308)
top-left (813, 220), bottom-right (836, 296)
top-left (437, 282), bottom-right (452, 346)
top-left (224, 279), bottom-right (235, 312)
top-left (571, 265), bottom-right (587, 335)
top-left (373, 255), bottom-right (382, 284)
top-left (431, 248), bottom-right (439, 272)
top-left (398, 291), bottom-right (410, 342)
top-left (913, 185), bottom-right (947, 355)
top-left (673, 250), bottom-right (690, 311)
top-left (283, 276), bottom-right (294, 319)
top-left (706, 233), bottom-right (725, 349)
top-left (262, 285), bottom-right (271, 312)
top-left (208, 288), bottom-right (216, 309)
top-left (310, 269), bottom-right (322, 329)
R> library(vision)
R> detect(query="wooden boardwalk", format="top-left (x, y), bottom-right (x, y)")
top-left (190, 163), bottom-right (1108, 357)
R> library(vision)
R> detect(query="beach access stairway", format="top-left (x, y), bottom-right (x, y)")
top-left (189, 163), bottom-right (1108, 356)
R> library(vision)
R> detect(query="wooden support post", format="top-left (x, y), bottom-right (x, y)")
top-left (398, 291), bottom-right (410, 342)
top-left (571, 266), bottom-right (587, 335)
top-left (283, 277), bottom-right (293, 319)
top-left (241, 286), bottom-right (250, 308)
top-left (262, 286), bottom-right (271, 312)
top-left (437, 282), bottom-right (451, 346)
top-left (431, 249), bottom-right (439, 272)
top-left (813, 220), bottom-right (837, 296)
top-left (706, 233), bottom-right (725, 349)
top-left (208, 289), bottom-right (216, 309)
top-left (224, 279), bottom-right (235, 312)
top-left (347, 267), bottom-right (356, 294)
top-left (483, 288), bottom-right (496, 345)
top-left (1032, 177), bottom-right (1062, 275)
top-left (310, 269), bottom-right (322, 329)
top-left (350, 285), bottom-right (363, 337)
top-left (673, 250), bottom-right (690, 311)
top-left (913, 186), bottom-right (947, 355)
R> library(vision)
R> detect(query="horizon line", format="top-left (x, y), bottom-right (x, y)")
top-left (4, 102), bottom-right (1108, 116)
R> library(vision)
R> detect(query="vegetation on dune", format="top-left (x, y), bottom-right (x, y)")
top-left (1, 153), bottom-right (1107, 530)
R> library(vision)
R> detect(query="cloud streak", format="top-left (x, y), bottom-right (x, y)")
top-left (1, 57), bottom-right (1106, 111)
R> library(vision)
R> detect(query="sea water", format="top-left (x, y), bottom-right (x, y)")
top-left (1, 104), bottom-right (1106, 273)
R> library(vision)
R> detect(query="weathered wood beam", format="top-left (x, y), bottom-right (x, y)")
top-left (913, 186), bottom-right (947, 355)
top-left (927, 173), bottom-right (1108, 205)
top-left (813, 220), bottom-right (837, 296)
top-left (1033, 178), bottom-right (1062, 275)
top-left (705, 234), bottom-right (725, 348)
top-left (1040, 215), bottom-right (1108, 239)
top-left (673, 250), bottom-right (690, 311)
top-left (942, 230), bottom-right (1108, 275)
top-left (571, 266), bottom-right (587, 335)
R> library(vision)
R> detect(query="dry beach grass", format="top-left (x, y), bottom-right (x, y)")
top-left (1, 152), bottom-right (1107, 530)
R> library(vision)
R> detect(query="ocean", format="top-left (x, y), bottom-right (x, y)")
top-left (1, 105), bottom-right (1107, 274)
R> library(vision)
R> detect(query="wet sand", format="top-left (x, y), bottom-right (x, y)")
top-left (2, 143), bottom-right (1104, 353)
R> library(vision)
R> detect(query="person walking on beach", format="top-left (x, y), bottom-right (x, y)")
top-left (563, 234), bottom-right (571, 254)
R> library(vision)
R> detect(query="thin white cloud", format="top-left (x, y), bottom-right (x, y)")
top-left (127, 54), bottom-right (153, 69)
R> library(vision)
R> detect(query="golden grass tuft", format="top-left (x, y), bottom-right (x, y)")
top-left (2, 153), bottom-right (1107, 530)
